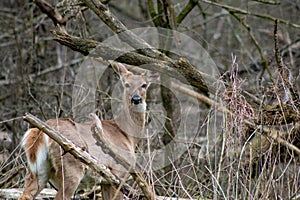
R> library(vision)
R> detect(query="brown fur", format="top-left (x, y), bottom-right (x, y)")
top-left (24, 128), bottom-right (44, 164)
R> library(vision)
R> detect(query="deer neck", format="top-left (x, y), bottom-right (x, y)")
top-left (115, 102), bottom-right (146, 147)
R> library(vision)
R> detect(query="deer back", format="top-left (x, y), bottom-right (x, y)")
top-left (46, 118), bottom-right (136, 177)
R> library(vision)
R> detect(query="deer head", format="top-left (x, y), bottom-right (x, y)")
top-left (112, 62), bottom-right (158, 140)
top-left (117, 63), bottom-right (150, 113)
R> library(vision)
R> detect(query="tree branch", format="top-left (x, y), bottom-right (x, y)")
top-left (228, 11), bottom-right (274, 84)
top-left (51, 30), bottom-right (209, 94)
top-left (35, 0), bottom-right (67, 32)
top-left (0, 166), bottom-right (24, 188)
top-left (0, 58), bottom-right (83, 86)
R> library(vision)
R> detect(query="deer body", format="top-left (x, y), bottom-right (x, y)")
top-left (19, 63), bottom-right (153, 200)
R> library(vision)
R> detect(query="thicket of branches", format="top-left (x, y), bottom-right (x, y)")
top-left (0, 0), bottom-right (299, 199)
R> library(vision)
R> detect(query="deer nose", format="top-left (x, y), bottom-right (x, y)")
top-left (131, 94), bottom-right (142, 105)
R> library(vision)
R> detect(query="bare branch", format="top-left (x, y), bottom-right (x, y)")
top-left (35, 0), bottom-right (67, 32)
top-left (228, 11), bottom-right (274, 84)
top-left (51, 30), bottom-right (209, 94)
top-left (251, 0), bottom-right (280, 5)
top-left (0, 188), bottom-right (56, 199)
top-left (0, 58), bottom-right (83, 86)
top-left (80, 0), bottom-right (163, 59)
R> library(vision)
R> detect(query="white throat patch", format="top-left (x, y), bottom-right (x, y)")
top-left (131, 102), bottom-right (147, 112)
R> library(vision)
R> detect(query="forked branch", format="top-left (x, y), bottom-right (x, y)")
top-left (35, 0), bottom-right (68, 32)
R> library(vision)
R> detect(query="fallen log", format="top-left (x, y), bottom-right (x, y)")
top-left (0, 188), bottom-right (55, 199)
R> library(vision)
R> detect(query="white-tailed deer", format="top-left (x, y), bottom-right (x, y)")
top-left (19, 63), bottom-right (156, 200)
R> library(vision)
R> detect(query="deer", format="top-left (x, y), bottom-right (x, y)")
top-left (19, 62), bottom-right (157, 200)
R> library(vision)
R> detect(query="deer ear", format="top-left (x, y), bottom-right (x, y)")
top-left (111, 62), bottom-right (129, 77)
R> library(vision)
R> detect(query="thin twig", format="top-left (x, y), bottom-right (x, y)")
top-left (0, 58), bottom-right (83, 86)
top-left (251, 0), bottom-right (280, 5)
top-left (229, 12), bottom-right (274, 84)
top-left (0, 166), bottom-right (24, 188)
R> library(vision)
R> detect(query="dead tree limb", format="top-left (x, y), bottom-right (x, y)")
top-left (23, 113), bottom-right (136, 198)
top-left (51, 30), bottom-right (209, 94)
top-left (35, 0), bottom-right (67, 32)
top-left (90, 113), bottom-right (155, 200)
top-left (0, 188), bottom-right (56, 200)
top-left (34, 0), bottom-right (87, 32)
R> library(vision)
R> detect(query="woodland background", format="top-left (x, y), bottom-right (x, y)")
top-left (0, 0), bottom-right (299, 199)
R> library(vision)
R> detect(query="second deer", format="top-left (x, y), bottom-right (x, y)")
top-left (19, 63), bottom-right (157, 200)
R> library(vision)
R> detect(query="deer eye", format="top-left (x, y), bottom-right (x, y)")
top-left (125, 83), bottom-right (130, 88)
top-left (141, 83), bottom-right (147, 88)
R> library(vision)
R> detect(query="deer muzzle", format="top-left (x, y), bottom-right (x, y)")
top-left (131, 94), bottom-right (142, 105)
